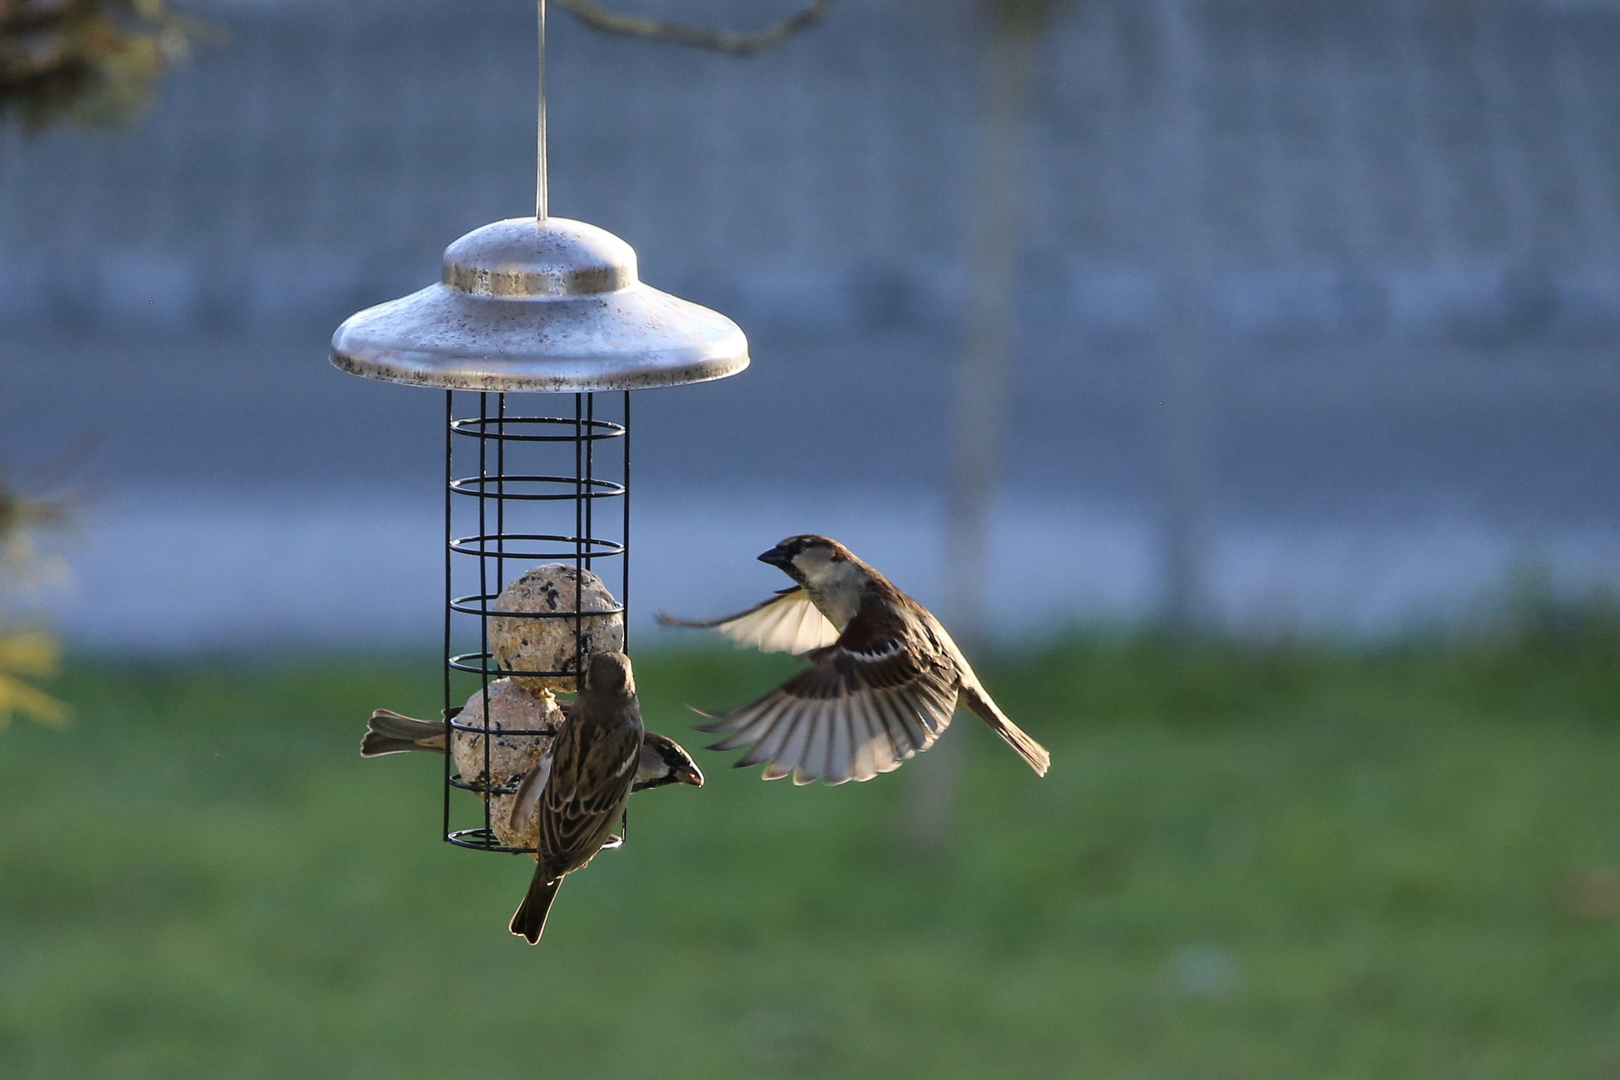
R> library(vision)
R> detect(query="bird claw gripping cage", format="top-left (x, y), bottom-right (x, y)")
top-left (330, 4), bottom-right (748, 853)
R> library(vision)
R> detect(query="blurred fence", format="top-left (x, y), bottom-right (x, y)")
top-left (2, 0), bottom-right (1618, 644)
top-left (3, 0), bottom-right (1618, 340)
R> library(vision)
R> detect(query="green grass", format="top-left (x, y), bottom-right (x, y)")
top-left (5, 630), bottom-right (1620, 1078)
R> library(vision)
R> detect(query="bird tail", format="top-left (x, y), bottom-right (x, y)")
top-left (509, 872), bottom-right (563, 945)
top-left (361, 709), bottom-right (446, 757)
top-left (958, 682), bottom-right (1051, 777)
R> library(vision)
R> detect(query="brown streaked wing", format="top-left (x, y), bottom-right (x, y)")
top-left (824, 697), bottom-right (855, 785)
top-left (845, 697), bottom-right (881, 782)
top-left (795, 699), bottom-right (835, 785)
top-left (867, 690), bottom-right (914, 772)
top-left (770, 703), bottom-right (818, 782)
top-left (538, 724), bottom-right (638, 873)
top-left (736, 699), bottom-right (806, 769)
top-left (704, 694), bottom-right (794, 753)
top-left (875, 686), bottom-right (932, 754)
top-left (700, 638), bottom-right (957, 784)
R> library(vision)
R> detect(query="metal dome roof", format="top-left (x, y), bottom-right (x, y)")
top-left (332, 216), bottom-right (749, 392)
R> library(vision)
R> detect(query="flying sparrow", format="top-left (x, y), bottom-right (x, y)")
top-left (361, 707), bottom-right (703, 793)
top-left (657, 534), bottom-right (1050, 785)
top-left (509, 650), bottom-right (645, 945)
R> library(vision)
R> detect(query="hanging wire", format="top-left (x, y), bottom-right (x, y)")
top-left (536, 0), bottom-right (548, 221)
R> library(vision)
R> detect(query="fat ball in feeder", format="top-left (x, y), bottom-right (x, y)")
top-left (447, 677), bottom-right (563, 850)
top-left (491, 563), bottom-right (624, 694)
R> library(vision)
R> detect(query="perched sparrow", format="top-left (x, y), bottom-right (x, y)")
top-left (360, 707), bottom-right (703, 793)
top-left (503, 728), bottom-right (701, 840)
top-left (509, 651), bottom-right (645, 945)
top-left (657, 534), bottom-right (1050, 785)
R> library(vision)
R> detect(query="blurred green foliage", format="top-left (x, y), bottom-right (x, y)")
top-left (0, 476), bottom-right (70, 728)
top-left (0, 0), bottom-right (201, 129)
top-left (3, 631), bottom-right (1620, 1077)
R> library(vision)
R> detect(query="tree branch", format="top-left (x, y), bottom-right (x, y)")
top-left (551, 0), bottom-right (833, 57)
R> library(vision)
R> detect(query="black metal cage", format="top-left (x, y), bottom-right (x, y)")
top-left (441, 389), bottom-right (630, 853)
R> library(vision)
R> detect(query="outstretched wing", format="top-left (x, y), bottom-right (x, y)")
top-left (697, 613), bottom-right (960, 785)
top-left (656, 587), bottom-right (839, 655)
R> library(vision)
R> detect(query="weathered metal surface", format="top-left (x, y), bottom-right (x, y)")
top-left (331, 217), bottom-right (749, 392)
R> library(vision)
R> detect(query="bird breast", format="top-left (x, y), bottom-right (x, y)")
top-left (799, 564), bottom-right (866, 628)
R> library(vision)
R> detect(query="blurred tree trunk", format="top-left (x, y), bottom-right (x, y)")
top-left (903, 0), bottom-right (1056, 853)
top-left (1150, 0), bottom-right (1212, 636)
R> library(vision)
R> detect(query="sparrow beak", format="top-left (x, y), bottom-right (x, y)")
top-left (758, 546), bottom-right (792, 568)
top-left (676, 763), bottom-right (705, 787)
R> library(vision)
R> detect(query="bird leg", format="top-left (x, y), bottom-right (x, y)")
top-left (600, 806), bottom-right (632, 850)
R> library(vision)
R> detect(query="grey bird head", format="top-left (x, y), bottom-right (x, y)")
top-left (640, 731), bottom-right (705, 788)
top-left (759, 535), bottom-right (867, 601)
top-left (582, 650), bottom-right (636, 698)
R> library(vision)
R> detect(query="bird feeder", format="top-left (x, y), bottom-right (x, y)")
top-left (331, 0), bottom-right (748, 854)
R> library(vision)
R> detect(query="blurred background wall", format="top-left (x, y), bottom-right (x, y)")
top-left (2, 0), bottom-right (1618, 649)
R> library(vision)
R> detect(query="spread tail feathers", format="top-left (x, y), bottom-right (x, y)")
top-left (958, 683), bottom-right (1051, 777)
top-left (361, 709), bottom-right (446, 757)
top-left (509, 874), bottom-right (563, 944)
